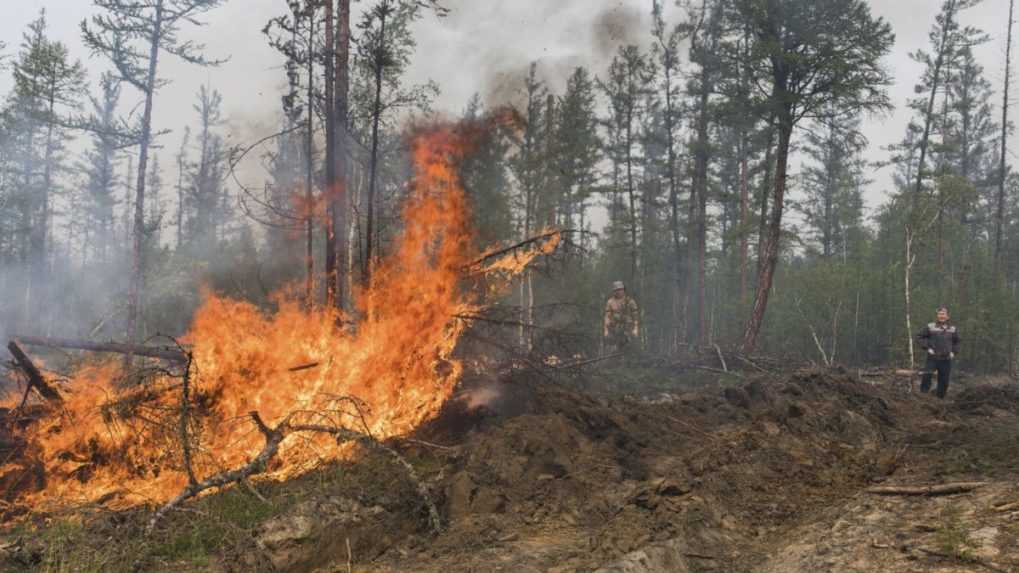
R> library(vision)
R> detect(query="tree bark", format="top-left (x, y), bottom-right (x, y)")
top-left (742, 116), bottom-right (792, 353)
top-left (304, 4), bottom-right (316, 308)
top-left (323, 0), bottom-right (337, 307)
top-left (662, 53), bottom-right (683, 348)
top-left (334, 0), bottom-right (351, 310)
top-left (363, 2), bottom-right (389, 288)
top-left (756, 122), bottom-right (776, 279)
top-left (739, 131), bottom-right (749, 302)
top-left (693, 73), bottom-right (710, 343)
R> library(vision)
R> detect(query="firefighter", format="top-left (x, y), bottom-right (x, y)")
top-left (916, 306), bottom-right (961, 399)
top-left (603, 281), bottom-right (640, 354)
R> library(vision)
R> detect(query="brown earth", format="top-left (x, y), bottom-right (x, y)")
top-left (2, 367), bottom-right (1018, 572)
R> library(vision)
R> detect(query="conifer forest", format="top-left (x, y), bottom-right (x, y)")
top-left (1, 1), bottom-right (1019, 572)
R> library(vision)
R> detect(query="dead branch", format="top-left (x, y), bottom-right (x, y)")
top-left (866, 482), bottom-right (987, 496)
top-left (290, 423), bottom-right (441, 534)
top-left (734, 354), bottom-right (772, 374)
top-left (993, 501), bottom-right (1019, 512)
top-left (6, 342), bottom-right (62, 406)
top-left (149, 413), bottom-right (442, 535)
top-left (15, 335), bottom-right (187, 363)
top-left (691, 365), bottom-right (742, 377)
top-left (713, 344), bottom-right (729, 373)
top-left (148, 411), bottom-right (285, 532)
top-left (554, 353), bottom-right (624, 370)
top-left (287, 362), bottom-right (320, 372)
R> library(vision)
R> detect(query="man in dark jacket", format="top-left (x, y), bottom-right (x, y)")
top-left (916, 306), bottom-right (961, 399)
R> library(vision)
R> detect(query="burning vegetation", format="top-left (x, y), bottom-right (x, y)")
top-left (0, 124), bottom-right (559, 522)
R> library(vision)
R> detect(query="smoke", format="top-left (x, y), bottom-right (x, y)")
top-left (591, 3), bottom-right (647, 61)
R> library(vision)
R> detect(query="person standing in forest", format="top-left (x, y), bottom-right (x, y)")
top-left (603, 281), bottom-right (640, 355)
top-left (916, 306), bottom-right (961, 399)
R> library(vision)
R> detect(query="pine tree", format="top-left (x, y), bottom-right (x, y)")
top-left (553, 67), bottom-right (601, 243)
top-left (508, 63), bottom-right (547, 350)
top-left (599, 45), bottom-right (655, 285)
top-left (733, 0), bottom-right (895, 352)
top-left (799, 109), bottom-right (867, 260)
top-left (81, 73), bottom-right (122, 264)
top-left (82, 0), bottom-right (226, 342)
top-left (459, 94), bottom-right (512, 247)
top-left (184, 84), bottom-right (227, 255)
top-left (354, 0), bottom-right (441, 285)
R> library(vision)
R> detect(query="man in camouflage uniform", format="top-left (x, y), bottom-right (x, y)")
top-left (603, 281), bottom-right (640, 354)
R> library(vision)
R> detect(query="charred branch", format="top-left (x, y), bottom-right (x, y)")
top-left (6, 342), bottom-right (63, 406)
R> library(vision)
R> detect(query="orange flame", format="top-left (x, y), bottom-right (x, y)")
top-left (4, 123), bottom-right (556, 511)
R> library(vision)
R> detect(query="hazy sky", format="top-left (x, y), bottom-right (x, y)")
top-left (0, 0), bottom-right (1015, 220)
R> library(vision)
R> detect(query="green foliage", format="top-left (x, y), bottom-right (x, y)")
top-left (935, 504), bottom-right (979, 561)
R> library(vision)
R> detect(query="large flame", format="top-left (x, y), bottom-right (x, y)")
top-left (2, 123), bottom-right (557, 512)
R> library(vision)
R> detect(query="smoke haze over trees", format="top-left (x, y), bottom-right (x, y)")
top-left (1, 0), bottom-right (1018, 373)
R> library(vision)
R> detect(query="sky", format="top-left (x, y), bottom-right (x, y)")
top-left (0, 0), bottom-right (1015, 223)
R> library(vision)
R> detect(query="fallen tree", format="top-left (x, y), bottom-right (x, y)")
top-left (13, 336), bottom-right (188, 363)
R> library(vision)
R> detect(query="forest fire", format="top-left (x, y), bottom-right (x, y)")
top-left (1, 124), bottom-right (558, 514)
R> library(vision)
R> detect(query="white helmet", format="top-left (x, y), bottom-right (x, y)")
top-left (613, 281), bottom-right (625, 291)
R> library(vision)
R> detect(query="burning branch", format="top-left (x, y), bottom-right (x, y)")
top-left (465, 229), bottom-right (567, 273)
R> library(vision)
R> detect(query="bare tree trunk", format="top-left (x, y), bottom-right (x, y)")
top-left (363, 3), bottom-right (389, 288)
top-left (323, 0), bottom-right (337, 307)
top-left (127, 0), bottom-right (164, 344)
top-left (625, 109), bottom-right (639, 285)
top-left (739, 132), bottom-right (749, 302)
top-left (334, 0), bottom-right (351, 311)
top-left (996, 0), bottom-right (1015, 278)
top-left (757, 122), bottom-right (776, 279)
top-left (694, 79), bottom-right (710, 343)
top-left (176, 140), bottom-right (186, 249)
top-left (742, 117), bottom-right (791, 353)
top-left (304, 5), bottom-right (316, 308)
top-left (904, 227), bottom-right (916, 369)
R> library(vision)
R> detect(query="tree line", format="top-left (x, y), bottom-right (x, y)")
top-left (0, 0), bottom-right (1017, 374)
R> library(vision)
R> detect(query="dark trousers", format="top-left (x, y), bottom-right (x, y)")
top-left (920, 356), bottom-right (952, 399)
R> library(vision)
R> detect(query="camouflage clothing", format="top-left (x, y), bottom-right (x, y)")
top-left (604, 295), bottom-right (640, 351)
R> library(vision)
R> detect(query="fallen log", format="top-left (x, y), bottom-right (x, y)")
top-left (14, 336), bottom-right (187, 363)
top-left (866, 482), bottom-right (987, 496)
top-left (6, 342), bottom-right (63, 406)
